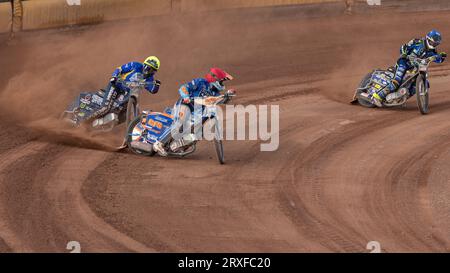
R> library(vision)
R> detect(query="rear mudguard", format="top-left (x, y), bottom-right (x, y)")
top-left (63, 90), bottom-right (130, 124)
top-left (350, 90), bottom-right (359, 104)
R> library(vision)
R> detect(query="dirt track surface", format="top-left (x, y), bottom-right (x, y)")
top-left (1, 2), bottom-right (450, 252)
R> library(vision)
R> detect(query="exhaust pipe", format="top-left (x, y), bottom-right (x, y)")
top-left (130, 141), bottom-right (154, 153)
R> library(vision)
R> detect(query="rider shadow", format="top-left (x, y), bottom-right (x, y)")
top-left (382, 97), bottom-right (450, 113)
top-left (384, 103), bottom-right (417, 112)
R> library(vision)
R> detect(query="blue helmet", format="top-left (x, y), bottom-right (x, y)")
top-left (426, 30), bottom-right (442, 49)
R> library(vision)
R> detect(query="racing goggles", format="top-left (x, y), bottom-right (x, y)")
top-left (143, 64), bottom-right (156, 75)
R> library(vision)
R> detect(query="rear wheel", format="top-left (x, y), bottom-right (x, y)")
top-left (357, 72), bottom-right (376, 108)
top-left (416, 75), bottom-right (429, 115)
top-left (59, 110), bottom-right (81, 128)
top-left (126, 115), bottom-right (156, 156)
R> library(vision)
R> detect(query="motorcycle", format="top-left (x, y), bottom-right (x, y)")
top-left (61, 78), bottom-right (145, 132)
top-left (125, 90), bottom-right (236, 164)
top-left (351, 55), bottom-right (435, 114)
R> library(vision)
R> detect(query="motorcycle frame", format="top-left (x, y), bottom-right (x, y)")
top-left (354, 57), bottom-right (431, 107)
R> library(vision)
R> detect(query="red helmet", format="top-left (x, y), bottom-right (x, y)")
top-left (206, 68), bottom-right (233, 91)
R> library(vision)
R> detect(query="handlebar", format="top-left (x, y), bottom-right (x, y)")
top-left (408, 55), bottom-right (434, 67)
top-left (116, 79), bottom-right (148, 88)
top-left (193, 90), bottom-right (236, 106)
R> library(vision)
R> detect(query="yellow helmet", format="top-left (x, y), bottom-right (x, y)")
top-left (143, 56), bottom-right (160, 71)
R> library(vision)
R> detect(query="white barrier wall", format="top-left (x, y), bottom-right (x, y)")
top-left (21, 0), bottom-right (172, 30)
top-left (179, 0), bottom-right (340, 12)
top-left (0, 3), bottom-right (10, 33)
top-left (2, 0), bottom-right (343, 32)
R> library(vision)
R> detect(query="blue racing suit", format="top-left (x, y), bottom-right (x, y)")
top-left (159, 78), bottom-right (220, 144)
top-left (378, 38), bottom-right (446, 99)
top-left (90, 62), bottom-right (160, 120)
top-left (178, 78), bottom-right (221, 104)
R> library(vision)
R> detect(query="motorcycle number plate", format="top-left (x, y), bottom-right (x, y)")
top-left (91, 95), bottom-right (103, 105)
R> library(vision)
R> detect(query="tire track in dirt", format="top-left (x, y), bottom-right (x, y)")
top-left (80, 74), bottom-right (450, 252)
top-left (276, 95), bottom-right (450, 252)
top-left (0, 142), bottom-right (48, 252)
top-left (0, 144), bottom-right (154, 252)
top-left (2, 3), bottom-right (450, 252)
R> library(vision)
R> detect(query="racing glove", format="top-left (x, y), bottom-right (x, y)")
top-left (147, 79), bottom-right (161, 94)
top-left (154, 79), bottom-right (161, 90)
top-left (440, 52), bottom-right (447, 61)
top-left (400, 45), bottom-right (408, 59)
top-left (110, 76), bottom-right (118, 85)
top-left (226, 89), bottom-right (236, 96)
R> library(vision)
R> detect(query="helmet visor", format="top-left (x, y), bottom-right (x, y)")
top-left (427, 36), bottom-right (441, 48)
top-left (211, 81), bottom-right (226, 92)
top-left (219, 79), bottom-right (229, 86)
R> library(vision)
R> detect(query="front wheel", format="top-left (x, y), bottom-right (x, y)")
top-left (126, 96), bottom-right (139, 128)
top-left (214, 139), bottom-right (224, 165)
top-left (416, 75), bottom-right (429, 115)
top-left (121, 96), bottom-right (139, 147)
top-left (213, 118), bottom-right (225, 164)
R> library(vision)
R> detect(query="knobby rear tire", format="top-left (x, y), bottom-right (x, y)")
top-left (126, 115), bottom-right (156, 156)
top-left (357, 72), bottom-right (376, 108)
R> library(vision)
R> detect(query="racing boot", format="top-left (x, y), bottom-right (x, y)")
top-left (371, 93), bottom-right (383, 107)
top-left (388, 80), bottom-right (399, 93)
top-left (153, 141), bottom-right (168, 157)
top-left (371, 80), bottom-right (399, 107)
top-left (169, 133), bottom-right (197, 152)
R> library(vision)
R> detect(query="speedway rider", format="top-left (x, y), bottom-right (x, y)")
top-left (371, 30), bottom-right (447, 107)
top-left (89, 56), bottom-right (162, 121)
top-left (153, 68), bottom-right (234, 156)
